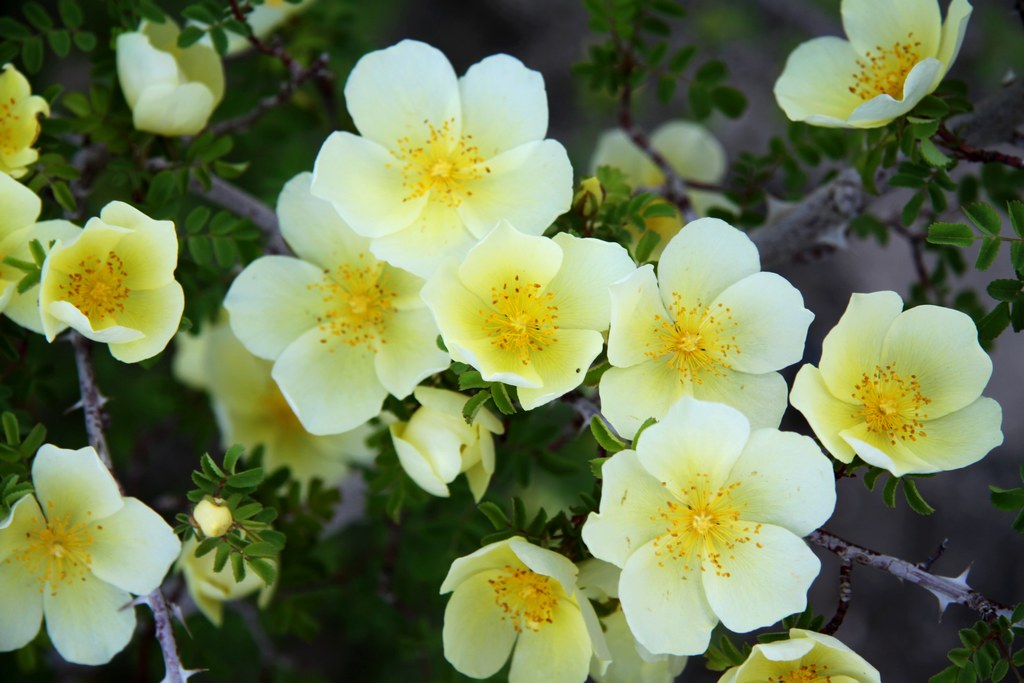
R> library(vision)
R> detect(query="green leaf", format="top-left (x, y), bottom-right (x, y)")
top-left (146, 170), bottom-right (178, 208)
top-left (244, 542), bottom-right (278, 558)
top-left (688, 83), bottom-right (712, 119)
top-left (477, 501), bottom-right (508, 530)
top-left (2, 413), bottom-right (19, 445)
top-left (489, 383), bottom-right (517, 416)
top-left (22, 2), bottom-right (53, 31)
top-left (977, 302), bottom-right (1011, 342)
top-left (589, 457), bottom-right (609, 478)
top-left (51, 181), bottom-right (76, 214)
top-left (930, 665), bottom-right (960, 683)
top-left (989, 485), bottom-right (1024, 512)
top-left (669, 45), bottom-right (695, 72)
top-left (903, 479), bottom-right (936, 515)
top-left (223, 444), bottom-right (244, 472)
top-left (1008, 200), bottom-right (1024, 238)
top-left (209, 26), bottom-right (229, 56)
top-left (656, 75), bottom-right (676, 104)
top-left (182, 5), bottom-right (219, 23)
top-left (194, 537), bottom-right (220, 558)
top-left (232, 502), bottom-right (262, 520)
top-left (185, 206), bottom-right (210, 234)
top-left (1012, 242), bottom-right (1024, 276)
top-left (0, 18), bottom-right (30, 39)
top-left (926, 222), bottom-right (974, 247)
top-left (919, 137), bottom-right (952, 167)
top-left (226, 467), bottom-right (264, 489)
top-left (695, 59), bottom-right (727, 84)
top-left (987, 279), bottom-right (1022, 302)
top-left (72, 31), bottom-right (96, 52)
top-left (230, 551), bottom-right (246, 583)
top-left (211, 236), bottom-right (239, 268)
top-left (21, 423), bottom-right (45, 454)
top-left (177, 26), bottom-right (206, 49)
top-left (212, 541), bottom-right (230, 572)
top-left (964, 202), bottom-right (1001, 236)
top-left (58, 0), bottom-right (83, 28)
top-left (457, 370), bottom-right (490, 390)
top-left (188, 237), bottom-right (213, 267)
top-left (911, 119), bottom-right (940, 139)
top-left (634, 229), bottom-right (661, 263)
top-left (901, 192), bottom-right (925, 226)
top-left (882, 475), bottom-right (898, 508)
top-left (711, 86), bottom-right (746, 118)
top-left (62, 91), bottom-right (90, 117)
top-left (21, 36), bottom-right (44, 73)
top-left (975, 237), bottom-right (1000, 271)
top-left (48, 30), bottom-right (71, 57)
top-left (590, 415), bottom-right (626, 453)
top-left (248, 557), bottom-right (277, 586)
top-left (462, 390), bottom-right (490, 425)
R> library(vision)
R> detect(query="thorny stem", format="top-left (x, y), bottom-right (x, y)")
top-left (808, 529), bottom-right (1013, 621)
top-left (821, 559), bottom-right (853, 635)
top-left (937, 124), bottom-right (1024, 170)
top-left (69, 332), bottom-right (191, 683)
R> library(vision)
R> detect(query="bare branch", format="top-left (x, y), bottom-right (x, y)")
top-left (808, 529), bottom-right (1013, 621)
top-left (136, 590), bottom-right (198, 683)
top-left (186, 174), bottom-right (288, 255)
top-left (69, 332), bottom-right (113, 471)
top-left (821, 558), bottom-right (853, 636)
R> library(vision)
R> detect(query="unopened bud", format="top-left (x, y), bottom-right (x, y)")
top-left (573, 176), bottom-right (604, 217)
top-left (193, 498), bottom-right (233, 538)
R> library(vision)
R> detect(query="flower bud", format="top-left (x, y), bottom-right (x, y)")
top-left (193, 498), bottom-right (233, 538)
top-left (573, 176), bottom-right (604, 217)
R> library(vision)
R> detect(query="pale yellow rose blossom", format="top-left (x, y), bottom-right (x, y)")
top-left (176, 537), bottom-right (272, 627)
top-left (0, 63), bottom-right (49, 177)
top-left (719, 629), bottom-right (880, 683)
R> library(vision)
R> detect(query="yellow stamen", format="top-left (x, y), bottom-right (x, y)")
top-left (852, 363), bottom-right (931, 445)
top-left (488, 564), bottom-right (560, 632)
top-left (59, 251), bottom-right (131, 325)
top-left (769, 664), bottom-right (830, 682)
top-left (481, 274), bottom-right (559, 365)
top-left (9, 509), bottom-right (97, 596)
top-left (849, 34), bottom-right (922, 100)
top-left (309, 253), bottom-right (397, 351)
top-left (646, 294), bottom-right (739, 383)
top-left (389, 118), bottom-right (490, 208)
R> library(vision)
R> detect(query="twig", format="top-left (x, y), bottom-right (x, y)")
top-left (135, 591), bottom-right (196, 683)
top-left (821, 558), bottom-right (853, 635)
top-left (808, 529), bottom-right (1013, 620)
top-left (918, 538), bottom-right (950, 572)
top-left (937, 124), bottom-right (1024, 170)
top-left (889, 219), bottom-right (943, 305)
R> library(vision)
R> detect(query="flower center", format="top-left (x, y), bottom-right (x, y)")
top-left (481, 275), bottom-right (559, 366)
top-left (59, 251), bottom-right (132, 326)
top-left (849, 34), bottom-right (923, 100)
top-left (488, 564), bottom-right (560, 633)
top-left (646, 295), bottom-right (739, 383)
top-left (769, 664), bottom-right (829, 683)
top-left (10, 507), bottom-right (97, 596)
top-left (852, 363), bottom-right (932, 445)
top-left (310, 254), bottom-right (396, 351)
top-left (0, 96), bottom-right (23, 156)
top-left (390, 118), bottom-right (490, 208)
top-left (652, 476), bottom-right (757, 578)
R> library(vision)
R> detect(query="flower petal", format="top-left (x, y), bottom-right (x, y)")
top-left (590, 129), bottom-right (659, 187)
top-left (879, 303), bottom-right (992, 418)
top-left (459, 54), bottom-right (548, 158)
top-left (690, 368), bottom-right (789, 430)
top-left (789, 365), bottom-right (860, 463)
top-left (509, 600), bottom-right (591, 683)
top-left (841, 0), bottom-right (941, 59)
top-left (657, 218), bottom-right (760, 310)
top-left (547, 233), bottom-right (635, 332)
top-left (458, 221), bottom-right (563, 306)
top-left (846, 58), bottom-right (943, 127)
top-left (43, 573), bottom-right (135, 665)
top-left (712, 272), bottom-right (813, 374)
top-left (33, 445), bottom-right (123, 525)
top-left (115, 32), bottom-right (179, 108)
top-left (818, 291), bottom-right (904, 400)
top-left (0, 172), bottom-right (40, 236)
top-left (108, 283), bottom-right (184, 363)
top-left (607, 266), bottom-right (670, 368)
top-left (637, 398), bottom-right (750, 495)
top-left (0, 556), bottom-right (44, 651)
top-left (651, 121), bottom-right (727, 184)
top-left (224, 255), bottom-right (328, 360)
top-left (440, 537), bottom-right (522, 593)
top-left (276, 172), bottom-right (370, 269)
top-left (375, 307), bottom-right (450, 397)
top-left (510, 537), bottom-right (580, 596)
top-left (582, 451), bottom-right (672, 568)
top-left (839, 422), bottom-right (932, 475)
top-left (727, 429), bottom-right (836, 536)
top-left (132, 82), bottom-right (216, 137)
top-left (272, 328), bottom-right (387, 435)
top-left (311, 132), bottom-right (425, 239)
top-left (391, 421), bottom-right (452, 497)
top-left (87, 498), bottom-right (180, 595)
top-left (599, 361), bottom-right (688, 440)
top-left (456, 140), bottom-right (573, 239)
top-left (936, 0), bottom-right (973, 78)
top-left (442, 569), bottom-right (517, 679)
top-left (773, 37), bottom-right (864, 125)
top-left (517, 328), bottom-right (605, 410)
top-left (344, 40), bottom-right (461, 148)
top-left (702, 523), bottom-right (819, 633)
top-left (367, 201), bottom-right (473, 278)
top-left (619, 538), bottom-right (717, 656)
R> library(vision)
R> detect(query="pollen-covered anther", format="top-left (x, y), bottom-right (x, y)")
top-left (11, 512), bottom-right (96, 596)
top-left (852, 363), bottom-right (932, 445)
top-left (482, 275), bottom-right (559, 365)
top-left (768, 663), bottom-right (828, 683)
top-left (488, 564), bottom-right (560, 633)
top-left (311, 254), bottom-right (396, 350)
top-left (849, 33), bottom-right (923, 100)
top-left (392, 118), bottom-right (490, 208)
top-left (646, 295), bottom-right (739, 383)
top-left (59, 251), bottom-right (132, 323)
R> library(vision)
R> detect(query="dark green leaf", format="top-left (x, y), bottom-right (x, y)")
top-left (182, 5), bottom-right (219, 23)
top-left (0, 17), bottom-right (30, 39)
top-left (688, 83), bottom-right (712, 119)
top-left (477, 501), bottom-right (508, 530)
top-left (669, 45), bottom-right (695, 72)
top-left (975, 237), bottom-right (1000, 271)
top-left (901, 192), bottom-right (925, 226)
top-left (977, 302), bottom-right (1011, 342)
top-left (248, 557), bottom-right (277, 585)
top-left (926, 222), bottom-right (974, 247)
top-left (194, 537), bottom-right (220, 558)
top-left (964, 202), bottom-right (1001, 236)
top-left (212, 541), bottom-right (230, 572)
top-left (987, 279), bottom-right (1022, 302)
top-left (919, 137), bottom-right (952, 167)
top-left (882, 475), bottom-right (898, 508)
top-left (177, 26), bottom-right (206, 49)
top-left (21, 36), bottom-right (44, 73)
top-left (903, 479), bottom-right (935, 515)
top-left (462, 390), bottom-right (490, 424)
top-left (1008, 200), bottom-right (1024, 238)
top-left (695, 59), bottom-right (727, 84)
top-left (226, 467), bottom-right (264, 489)
top-left (244, 542), bottom-right (278, 558)
top-left (58, 0), bottom-right (83, 28)
top-left (711, 86), bottom-right (746, 118)
top-left (51, 181), bottom-right (76, 214)
top-left (223, 444), bottom-right (244, 472)
top-left (489, 383), bottom-right (516, 416)
top-left (457, 370), bottom-right (490, 390)
top-left (210, 26), bottom-right (228, 56)
top-left (634, 229), bottom-right (661, 263)
top-left (185, 206), bottom-right (210, 234)
top-left (2, 413), bottom-right (18, 445)
top-left (72, 31), bottom-right (96, 52)
top-left (590, 415), bottom-right (626, 454)
top-left (48, 30), bottom-right (71, 57)
top-left (188, 236), bottom-right (213, 267)
top-left (22, 2), bottom-right (53, 31)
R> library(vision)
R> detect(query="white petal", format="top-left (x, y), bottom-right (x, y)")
top-left (690, 368), bottom-right (788, 430)
top-left (590, 129), bottom-right (659, 187)
top-left (375, 308), bottom-right (450, 397)
top-left (367, 201), bottom-right (473, 278)
top-left (344, 40), bottom-right (461, 148)
top-left (702, 523), bottom-right (820, 633)
top-left (839, 422), bottom-right (932, 475)
top-left (0, 560), bottom-right (43, 651)
top-left (456, 140), bottom-right (573, 239)
top-left (33, 445), bottom-right (123, 525)
top-left (936, 0), bottom-right (973, 76)
top-left (458, 221), bottom-right (562, 298)
top-left (841, 0), bottom-right (941, 59)
top-left (311, 132), bottom-right (425, 239)
top-left (619, 539), bottom-right (717, 656)
top-left (0, 171), bottom-right (40, 236)
top-left (651, 121), bottom-right (727, 183)
top-left (727, 429), bottom-right (836, 536)
top-left (391, 422), bottom-right (452, 497)
top-left (459, 54), bottom-right (548, 158)
top-left (547, 233), bottom-right (635, 332)
top-left (43, 577), bottom-right (134, 666)
top-left (440, 538), bottom-right (522, 593)
top-left (879, 304), bottom-right (992, 418)
top-left (132, 81), bottom-right (216, 136)
top-left (442, 570), bottom-right (517, 678)
top-left (599, 362), bottom-right (687, 441)
top-left (789, 365), bottom-right (860, 463)
top-left (636, 398), bottom-right (750, 496)
top-left (272, 328), bottom-right (387, 435)
top-left (818, 291), bottom-right (903, 400)
top-left (276, 172), bottom-right (370, 269)
top-left (224, 256), bottom-right (327, 360)
top-left (582, 451), bottom-right (672, 568)
top-left (509, 538), bottom-right (580, 596)
top-left (773, 37), bottom-right (864, 125)
top-left (881, 397), bottom-right (1001, 475)
top-left (657, 218), bottom-right (760, 310)
top-left (517, 328), bottom-right (604, 410)
top-left (108, 283), bottom-right (185, 363)
top-left (421, 260), bottom-right (491, 348)
top-left (846, 58), bottom-right (943, 127)
top-left (87, 498), bottom-right (180, 596)
top-left (607, 266), bottom-right (670, 369)
top-left (509, 600), bottom-right (591, 683)
top-left (116, 32), bottom-right (178, 108)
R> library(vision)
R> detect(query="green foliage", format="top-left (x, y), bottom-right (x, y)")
top-left (931, 612), bottom-right (1024, 682)
top-left (0, 1), bottom-right (95, 71)
top-left (990, 465), bottom-right (1024, 533)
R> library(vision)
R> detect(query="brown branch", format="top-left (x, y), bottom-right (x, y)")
top-left (821, 558), bottom-right (853, 635)
top-left (134, 591), bottom-right (196, 683)
top-left (937, 124), bottom-right (1024, 170)
top-left (808, 529), bottom-right (1013, 621)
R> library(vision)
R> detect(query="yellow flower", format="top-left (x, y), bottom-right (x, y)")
top-left (582, 398), bottom-right (836, 656)
top-left (390, 386), bottom-right (504, 501)
top-left (590, 121), bottom-right (735, 259)
top-left (311, 40), bottom-right (573, 277)
top-left (39, 201), bottom-right (184, 363)
top-left (599, 217), bottom-right (812, 439)
top-left (441, 537), bottom-right (609, 683)
top-left (719, 629), bottom-right (880, 683)
top-left (173, 312), bottom-right (376, 493)
top-left (0, 445), bottom-right (180, 664)
top-left (116, 20), bottom-right (225, 136)
top-left (175, 537), bottom-right (271, 626)
top-left (0, 63), bottom-right (48, 178)
top-left (421, 221), bottom-right (635, 410)
top-left (224, 172), bottom-right (449, 434)
top-left (790, 290), bottom-right (1003, 476)
top-left (774, 0), bottom-right (972, 128)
